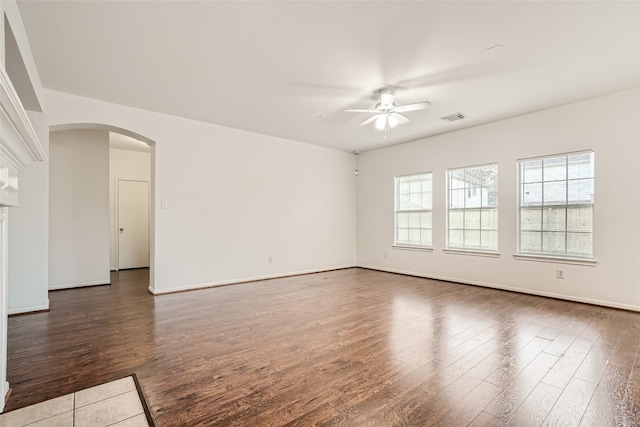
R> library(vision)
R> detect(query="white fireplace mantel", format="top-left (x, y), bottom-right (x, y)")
top-left (0, 63), bottom-right (45, 412)
top-left (1, 64), bottom-right (46, 206)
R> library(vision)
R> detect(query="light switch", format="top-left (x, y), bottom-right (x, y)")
top-left (160, 200), bottom-right (168, 209)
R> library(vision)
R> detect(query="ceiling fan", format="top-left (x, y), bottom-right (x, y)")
top-left (345, 89), bottom-right (431, 138)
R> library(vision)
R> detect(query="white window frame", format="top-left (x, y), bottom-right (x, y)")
top-left (394, 172), bottom-right (433, 250)
top-left (516, 150), bottom-right (595, 263)
top-left (445, 163), bottom-right (499, 254)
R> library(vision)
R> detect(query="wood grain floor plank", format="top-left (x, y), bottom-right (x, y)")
top-left (484, 337), bottom-right (552, 387)
top-left (579, 361), bottom-right (634, 426)
top-left (468, 411), bottom-right (506, 427)
top-left (429, 380), bottom-right (503, 427)
top-left (542, 319), bottom-right (587, 357)
top-left (573, 334), bottom-right (616, 385)
top-left (484, 352), bottom-right (559, 421)
top-left (505, 382), bottom-right (563, 427)
top-left (4, 268), bottom-right (640, 427)
top-left (579, 315), bottom-right (640, 426)
top-left (542, 336), bottom-right (595, 390)
top-left (621, 348), bottom-right (640, 427)
top-left (541, 377), bottom-right (597, 427)
top-left (415, 363), bottom-right (489, 423)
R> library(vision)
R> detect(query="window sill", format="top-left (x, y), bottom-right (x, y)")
top-left (392, 245), bottom-right (434, 253)
top-left (513, 253), bottom-right (598, 266)
top-left (443, 248), bottom-right (500, 258)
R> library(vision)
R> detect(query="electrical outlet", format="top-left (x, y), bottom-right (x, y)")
top-left (557, 269), bottom-right (565, 279)
top-left (384, 252), bottom-right (388, 259)
top-left (268, 256), bottom-right (273, 264)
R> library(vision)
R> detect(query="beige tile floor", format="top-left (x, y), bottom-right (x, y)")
top-left (0, 376), bottom-right (150, 427)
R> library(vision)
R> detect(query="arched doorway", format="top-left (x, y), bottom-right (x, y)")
top-left (48, 124), bottom-right (156, 292)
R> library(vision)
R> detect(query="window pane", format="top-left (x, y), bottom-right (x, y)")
top-left (447, 164), bottom-right (498, 251)
top-left (449, 210), bottom-right (464, 229)
top-left (464, 230), bottom-right (481, 247)
top-left (398, 194), bottom-right (410, 210)
top-left (466, 188), bottom-right (482, 208)
top-left (567, 206), bottom-right (592, 232)
top-left (395, 173), bottom-right (433, 247)
top-left (543, 181), bottom-right (567, 205)
top-left (449, 170), bottom-right (466, 189)
top-left (397, 212), bottom-right (409, 228)
top-left (423, 190), bottom-right (433, 210)
top-left (398, 181), bottom-right (410, 194)
top-left (522, 159), bottom-right (542, 183)
top-left (408, 229), bottom-right (421, 244)
top-left (518, 151), bottom-right (593, 258)
top-left (481, 209), bottom-right (498, 230)
top-left (465, 209), bottom-right (481, 230)
top-left (568, 178), bottom-right (594, 204)
top-left (485, 187), bottom-right (499, 208)
top-left (544, 157), bottom-right (566, 181)
top-left (542, 207), bottom-right (566, 231)
top-left (409, 212), bottom-right (421, 228)
top-left (421, 212), bottom-right (432, 228)
top-left (521, 231), bottom-right (542, 252)
top-left (567, 232), bottom-right (592, 256)
top-left (522, 182), bottom-right (542, 206)
top-left (542, 231), bottom-right (566, 254)
top-left (568, 152), bottom-right (594, 179)
top-left (449, 230), bottom-right (464, 247)
top-left (483, 165), bottom-right (499, 208)
top-left (409, 192), bottom-right (423, 209)
top-left (481, 230), bottom-right (498, 249)
top-left (449, 189), bottom-right (465, 209)
top-left (421, 229), bottom-right (432, 246)
top-left (409, 180), bottom-right (422, 193)
top-left (520, 208), bottom-right (542, 231)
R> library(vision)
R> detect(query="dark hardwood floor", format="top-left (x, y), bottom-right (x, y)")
top-left (5, 268), bottom-right (640, 426)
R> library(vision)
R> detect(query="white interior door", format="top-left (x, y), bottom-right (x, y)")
top-left (117, 180), bottom-right (149, 269)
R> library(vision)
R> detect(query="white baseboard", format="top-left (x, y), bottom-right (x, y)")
top-left (49, 280), bottom-right (110, 291)
top-left (1, 381), bottom-right (8, 413)
top-left (8, 301), bottom-right (50, 315)
top-left (357, 264), bottom-right (640, 313)
top-left (149, 265), bottom-right (356, 295)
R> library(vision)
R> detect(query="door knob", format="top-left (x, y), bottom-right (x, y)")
top-left (119, 227), bottom-right (124, 232)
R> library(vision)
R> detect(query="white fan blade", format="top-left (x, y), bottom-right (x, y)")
top-left (392, 113), bottom-right (410, 124)
top-left (359, 115), bottom-right (379, 126)
top-left (345, 109), bottom-right (380, 113)
top-left (393, 101), bottom-right (431, 113)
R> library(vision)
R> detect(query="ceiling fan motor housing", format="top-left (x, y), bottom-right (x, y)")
top-left (379, 91), bottom-right (395, 109)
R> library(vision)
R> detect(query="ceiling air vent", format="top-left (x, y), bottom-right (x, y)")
top-left (441, 112), bottom-right (465, 122)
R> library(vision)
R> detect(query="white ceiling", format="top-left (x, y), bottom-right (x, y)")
top-left (17, 1), bottom-right (640, 153)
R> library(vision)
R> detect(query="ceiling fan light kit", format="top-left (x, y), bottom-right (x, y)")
top-left (345, 89), bottom-right (431, 138)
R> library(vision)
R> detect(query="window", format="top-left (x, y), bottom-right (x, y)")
top-left (518, 151), bottom-right (594, 258)
top-left (395, 173), bottom-right (432, 247)
top-left (447, 164), bottom-right (498, 251)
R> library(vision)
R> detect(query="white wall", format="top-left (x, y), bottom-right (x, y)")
top-left (3, 0), bottom-right (49, 314)
top-left (109, 147), bottom-right (151, 270)
top-left (7, 110), bottom-right (49, 314)
top-left (49, 129), bottom-right (110, 289)
top-left (44, 89), bottom-right (357, 294)
top-left (357, 87), bottom-right (640, 311)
